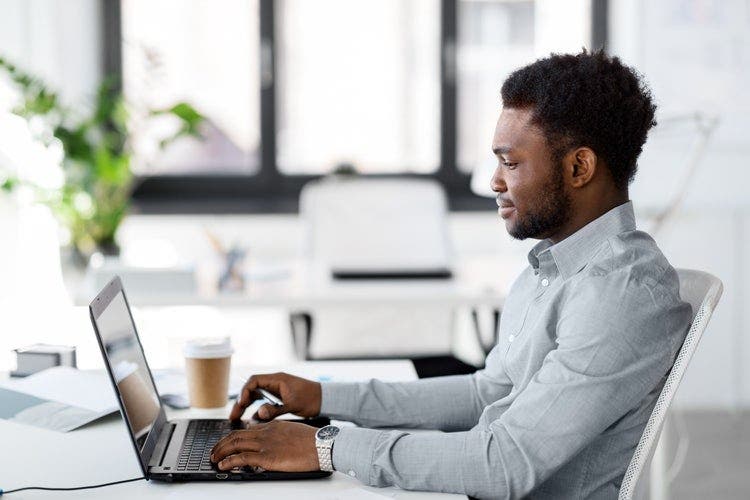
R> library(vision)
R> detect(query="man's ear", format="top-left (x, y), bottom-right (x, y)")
top-left (565, 147), bottom-right (597, 188)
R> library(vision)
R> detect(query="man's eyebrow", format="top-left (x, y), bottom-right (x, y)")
top-left (492, 146), bottom-right (511, 155)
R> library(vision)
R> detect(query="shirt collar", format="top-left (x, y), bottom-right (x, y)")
top-left (527, 201), bottom-right (636, 279)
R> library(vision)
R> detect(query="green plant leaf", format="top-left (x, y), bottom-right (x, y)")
top-left (166, 102), bottom-right (202, 124)
top-left (55, 124), bottom-right (93, 161)
top-left (93, 146), bottom-right (131, 185)
top-left (1, 176), bottom-right (19, 193)
top-left (150, 101), bottom-right (205, 150)
top-left (0, 57), bottom-right (203, 251)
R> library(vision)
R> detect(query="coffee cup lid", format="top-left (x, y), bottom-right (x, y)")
top-left (183, 337), bottom-right (233, 359)
top-left (113, 360), bottom-right (139, 382)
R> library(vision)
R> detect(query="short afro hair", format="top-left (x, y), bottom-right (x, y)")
top-left (501, 50), bottom-right (657, 191)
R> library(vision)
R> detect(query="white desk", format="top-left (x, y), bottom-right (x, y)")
top-left (67, 259), bottom-right (506, 310)
top-left (0, 362), bottom-right (467, 499)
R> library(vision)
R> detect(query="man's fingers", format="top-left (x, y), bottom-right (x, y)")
top-left (236, 376), bottom-right (261, 408)
top-left (231, 373), bottom-right (284, 420)
top-left (210, 432), bottom-right (261, 463)
top-left (218, 451), bottom-right (262, 471)
top-left (256, 403), bottom-right (288, 421)
top-left (236, 374), bottom-right (286, 408)
top-left (229, 401), bottom-right (247, 421)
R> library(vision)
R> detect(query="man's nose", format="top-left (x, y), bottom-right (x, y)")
top-left (490, 166), bottom-right (506, 193)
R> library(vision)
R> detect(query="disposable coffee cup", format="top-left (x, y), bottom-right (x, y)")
top-left (183, 337), bottom-right (233, 408)
top-left (113, 361), bottom-right (160, 436)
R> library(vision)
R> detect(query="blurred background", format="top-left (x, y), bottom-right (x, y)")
top-left (0, 0), bottom-right (748, 498)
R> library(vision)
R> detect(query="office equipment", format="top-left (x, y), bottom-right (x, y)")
top-left (10, 343), bottom-right (76, 377)
top-left (89, 276), bottom-right (330, 482)
top-left (619, 269), bottom-right (723, 500)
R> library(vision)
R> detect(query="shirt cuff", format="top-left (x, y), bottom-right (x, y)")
top-left (331, 426), bottom-right (384, 482)
top-left (320, 381), bottom-right (361, 418)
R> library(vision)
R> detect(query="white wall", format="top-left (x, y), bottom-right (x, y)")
top-left (610, 0), bottom-right (750, 209)
top-left (608, 0), bottom-right (750, 409)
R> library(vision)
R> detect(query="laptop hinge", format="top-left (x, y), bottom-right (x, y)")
top-left (149, 422), bottom-right (176, 468)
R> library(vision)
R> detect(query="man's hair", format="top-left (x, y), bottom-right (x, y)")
top-left (501, 50), bottom-right (657, 191)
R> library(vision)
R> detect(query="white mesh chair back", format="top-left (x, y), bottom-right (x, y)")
top-left (298, 176), bottom-right (455, 358)
top-left (618, 269), bottom-right (723, 499)
top-left (300, 176), bottom-right (452, 275)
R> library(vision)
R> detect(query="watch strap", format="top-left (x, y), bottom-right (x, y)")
top-left (316, 440), bottom-right (334, 471)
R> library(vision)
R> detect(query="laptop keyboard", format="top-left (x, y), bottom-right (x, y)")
top-left (177, 420), bottom-right (236, 472)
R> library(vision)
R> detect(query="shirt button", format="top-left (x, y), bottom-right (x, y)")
top-left (508, 335), bottom-right (515, 342)
top-left (541, 277), bottom-right (550, 287)
top-left (348, 470), bottom-right (357, 477)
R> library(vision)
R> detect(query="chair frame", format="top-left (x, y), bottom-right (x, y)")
top-left (618, 269), bottom-right (723, 499)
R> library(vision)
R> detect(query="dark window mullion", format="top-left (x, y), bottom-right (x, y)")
top-left (259, 0), bottom-right (280, 185)
top-left (437, 0), bottom-right (482, 209)
top-left (439, 0), bottom-right (458, 181)
top-left (591, 0), bottom-right (608, 51)
top-left (102, 0), bottom-right (122, 88)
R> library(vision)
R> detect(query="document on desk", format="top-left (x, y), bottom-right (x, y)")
top-left (0, 366), bottom-right (117, 432)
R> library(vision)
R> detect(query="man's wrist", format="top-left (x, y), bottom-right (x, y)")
top-left (329, 426), bottom-right (384, 480)
top-left (309, 381), bottom-right (322, 416)
top-left (315, 425), bottom-right (340, 472)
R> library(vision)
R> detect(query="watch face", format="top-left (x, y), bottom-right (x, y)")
top-left (317, 425), bottom-right (340, 440)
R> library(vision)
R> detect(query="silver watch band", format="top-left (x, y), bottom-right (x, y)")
top-left (316, 441), bottom-right (334, 472)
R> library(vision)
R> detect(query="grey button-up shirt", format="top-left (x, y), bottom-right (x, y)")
top-left (320, 201), bottom-right (692, 499)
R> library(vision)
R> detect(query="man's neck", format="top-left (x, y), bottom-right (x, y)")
top-left (547, 193), bottom-right (629, 245)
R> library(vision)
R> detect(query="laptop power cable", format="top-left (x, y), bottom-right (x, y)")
top-left (0, 476), bottom-right (146, 496)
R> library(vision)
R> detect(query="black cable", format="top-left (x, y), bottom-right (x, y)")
top-left (0, 476), bottom-right (145, 496)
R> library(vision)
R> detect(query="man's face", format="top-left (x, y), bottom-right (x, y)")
top-left (490, 107), bottom-right (571, 240)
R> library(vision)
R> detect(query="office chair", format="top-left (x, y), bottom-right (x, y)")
top-left (292, 175), bottom-right (477, 377)
top-left (618, 269), bottom-right (723, 500)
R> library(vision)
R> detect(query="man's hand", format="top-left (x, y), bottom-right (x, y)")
top-left (210, 420), bottom-right (319, 472)
top-left (229, 372), bottom-right (322, 421)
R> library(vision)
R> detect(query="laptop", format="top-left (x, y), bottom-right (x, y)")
top-left (89, 275), bottom-right (332, 482)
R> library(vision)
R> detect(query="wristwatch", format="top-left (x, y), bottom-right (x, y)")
top-left (315, 425), bottom-right (340, 472)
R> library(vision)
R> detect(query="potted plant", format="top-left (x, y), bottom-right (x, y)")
top-left (0, 57), bottom-right (203, 261)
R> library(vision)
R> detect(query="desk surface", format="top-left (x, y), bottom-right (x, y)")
top-left (0, 362), bottom-right (467, 499)
top-left (67, 259), bottom-right (506, 309)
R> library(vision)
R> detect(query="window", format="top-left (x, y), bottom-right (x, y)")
top-left (457, 0), bottom-right (593, 173)
top-left (277, 0), bottom-right (440, 174)
top-left (107, 0), bottom-right (603, 213)
top-left (121, 0), bottom-right (261, 175)
top-left (457, 0), bottom-right (535, 172)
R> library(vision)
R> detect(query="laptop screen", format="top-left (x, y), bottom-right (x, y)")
top-left (92, 287), bottom-right (162, 451)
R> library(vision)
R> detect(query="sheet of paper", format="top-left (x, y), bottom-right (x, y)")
top-left (0, 387), bottom-right (112, 432)
top-left (0, 366), bottom-right (117, 412)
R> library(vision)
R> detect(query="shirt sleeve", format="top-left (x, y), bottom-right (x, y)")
top-left (320, 364), bottom-right (514, 431)
top-left (329, 274), bottom-right (692, 499)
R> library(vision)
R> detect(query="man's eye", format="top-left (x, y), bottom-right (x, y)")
top-left (503, 161), bottom-right (518, 170)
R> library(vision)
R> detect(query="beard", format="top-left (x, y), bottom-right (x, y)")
top-left (507, 165), bottom-right (571, 240)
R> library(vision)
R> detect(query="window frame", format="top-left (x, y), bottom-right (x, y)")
top-left (105, 0), bottom-right (606, 214)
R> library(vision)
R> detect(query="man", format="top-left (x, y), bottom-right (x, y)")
top-left (210, 50), bottom-right (692, 499)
